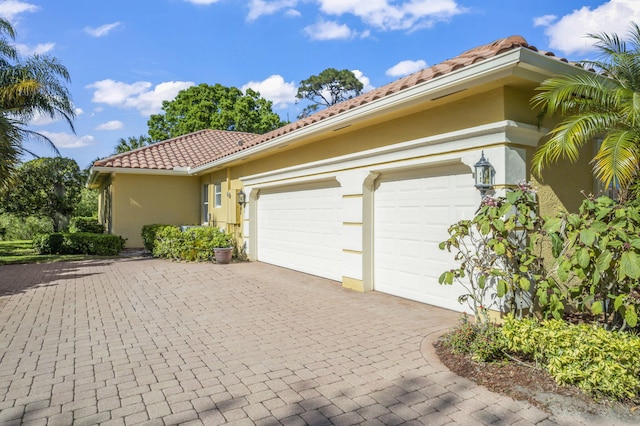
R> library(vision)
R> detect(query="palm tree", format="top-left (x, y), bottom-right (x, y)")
top-left (113, 135), bottom-right (153, 154)
top-left (531, 22), bottom-right (640, 196)
top-left (0, 18), bottom-right (75, 187)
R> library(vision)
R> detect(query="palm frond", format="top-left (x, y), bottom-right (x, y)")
top-left (532, 111), bottom-right (625, 178)
top-left (532, 73), bottom-right (617, 117)
top-left (533, 22), bottom-right (640, 198)
top-left (592, 130), bottom-right (640, 188)
top-left (0, 113), bottom-right (24, 188)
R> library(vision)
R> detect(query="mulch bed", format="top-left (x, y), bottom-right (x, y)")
top-left (434, 336), bottom-right (640, 424)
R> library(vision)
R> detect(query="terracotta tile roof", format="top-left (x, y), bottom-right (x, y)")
top-left (93, 129), bottom-right (257, 170)
top-left (94, 35), bottom-right (576, 172)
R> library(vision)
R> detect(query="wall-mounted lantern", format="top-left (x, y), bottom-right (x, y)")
top-left (237, 190), bottom-right (247, 208)
top-left (474, 151), bottom-right (493, 196)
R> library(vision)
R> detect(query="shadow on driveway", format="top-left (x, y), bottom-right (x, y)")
top-left (0, 259), bottom-right (119, 298)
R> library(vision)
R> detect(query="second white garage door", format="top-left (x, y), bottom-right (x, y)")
top-left (256, 181), bottom-right (342, 281)
top-left (374, 165), bottom-right (478, 312)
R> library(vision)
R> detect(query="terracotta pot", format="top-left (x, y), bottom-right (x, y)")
top-left (214, 247), bottom-right (233, 264)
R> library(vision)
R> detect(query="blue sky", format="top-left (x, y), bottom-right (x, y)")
top-left (2, 0), bottom-right (639, 169)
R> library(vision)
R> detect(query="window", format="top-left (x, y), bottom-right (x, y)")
top-left (214, 182), bottom-right (222, 207)
top-left (202, 184), bottom-right (209, 223)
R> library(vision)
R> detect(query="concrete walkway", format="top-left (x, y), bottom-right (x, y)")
top-left (0, 258), bottom-right (589, 425)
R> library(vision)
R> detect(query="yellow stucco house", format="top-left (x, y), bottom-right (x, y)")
top-left (88, 36), bottom-right (596, 312)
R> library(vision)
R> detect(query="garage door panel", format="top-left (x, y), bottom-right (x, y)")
top-left (374, 164), bottom-right (476, 312)
top-left (257, 182), bottom-right (341, 281)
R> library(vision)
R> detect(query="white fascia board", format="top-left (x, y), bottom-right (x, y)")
top-left (86, 166), bottom-right (191, 188)
top-left (189, 48), bottom-right (530, 175)
top-left (241, 120), bottom-right (546, 187)
top-left (515, 48), bottom-right (596, 80)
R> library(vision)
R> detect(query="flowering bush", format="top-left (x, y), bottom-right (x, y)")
top-left (439, 183), bottom-right (553, 322)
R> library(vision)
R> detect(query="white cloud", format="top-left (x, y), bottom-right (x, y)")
top-left (285, 9), bottom-right (301, 17)
top-left (317, 0), bottom-right (465, 31)
top-left (29, 106), bottom-right (82, 126)
top-left (248, 0), bottom-right (299, 21)
top-left (87, 80), bottom-right (152, 107)
top-left (352, 69), bottom-right (374, 92)
top-left (95, 120), bottom-right (123, 131)
top-left (386, 59), bottom-right (427, 77)
top-left (538, 0), bottom-right (640, 56)
top-left (86, 79), bottom-right (194, 116)
top-left (533, 14), bottom-right (556, 27)
top-left (247, 0), bottom-right (465, 33)
top-left (29, 112), bottom-right (56, 126)
top-left (305, 20), bottom-right (354, 40)
top-left (183, 0), bottom-right (221, 4)
top-left (15, 42), bottom-right (55, 55)
top-left (0, 0), bottom-right (38, 21)
top-left (85, 22), bottom-right (121, 37)
top-left (135, 81), bottom-right (195, 115)
top-left (40, 131), bottom-right (95, 149)
top-left (242, 75), bottom-right (297, 108)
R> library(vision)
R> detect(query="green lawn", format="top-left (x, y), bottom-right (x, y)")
top-left (0, 240), bottom-right (110, 265)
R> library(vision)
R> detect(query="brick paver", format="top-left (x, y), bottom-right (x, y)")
top-left (0, 258), bottom-right (621, 425)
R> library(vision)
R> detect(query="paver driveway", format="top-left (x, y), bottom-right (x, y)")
top-left (0, 258), bottom-right (564, 425)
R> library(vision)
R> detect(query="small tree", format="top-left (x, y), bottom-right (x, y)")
top-left (0, 157), bottom-right (83, 231)
top-left (147, 83), bottom-right (285, 141)
top-left (296, 68), bottom-right (364, 118)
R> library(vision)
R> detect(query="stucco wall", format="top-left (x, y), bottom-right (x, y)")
top-left (226, 87), bottom-right (506, 180)
top-left (198, 171), bottom-right (243, 237)
top-left (110, 173), bottom-right (200, 247)
top-left (529, 145), bottom-right (595, 218)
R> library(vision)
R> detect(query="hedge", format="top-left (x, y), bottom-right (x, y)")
top-left (33, 232), bottom-right (125, 256)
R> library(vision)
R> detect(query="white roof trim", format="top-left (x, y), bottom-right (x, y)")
top-left (87, 166), bottom-right (191, 188)
top-left (241, 120), bottom-right (546, 187)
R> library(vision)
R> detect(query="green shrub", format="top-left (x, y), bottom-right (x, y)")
top-left (74, 187), bottom-right (99, 217)
top-left (149, 225), bottom-right (181, 258)
top-left (151, 226), bottom-right (235, 262)
top-left (69, 216), bottom-right (104, 234)
top-left (502, 317), bottom-right (640, 399)
top-left (544, 195), bottom-right (640, 330)
top-left (33, 233), bottom-right (64, 254)
top-left (443, 315), bottom-right (506, 363)
top-left (33, 232), bottom-right (125, 256)
top-left (0, 213), bottom-right (54, 240)
top-left (141, 224), bottom-right (174, 252)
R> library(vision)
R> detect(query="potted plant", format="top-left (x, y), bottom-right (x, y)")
top-left (212, 229), bottom-right (234, 264)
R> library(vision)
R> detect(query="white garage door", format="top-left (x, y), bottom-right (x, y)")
top-left (374, 165), bottom-right (478, 312)
top-left (257, 181), bottom-right (342, 281)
